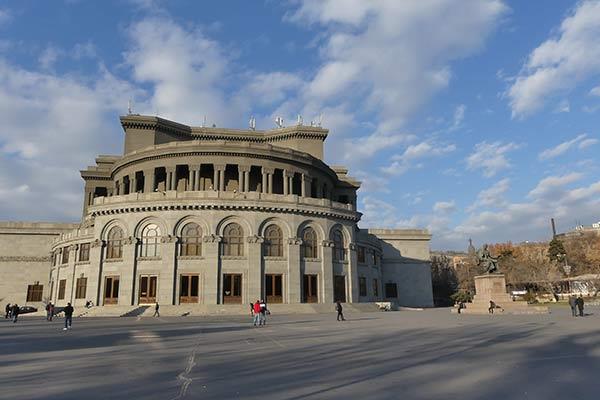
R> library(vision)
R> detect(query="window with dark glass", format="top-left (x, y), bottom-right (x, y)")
top-left (141, 223), bottom-right (160, 257)
top-left (79, 243), bottom-right (90, 262)
top-left (75, 277), bottom-right (87, 299)
top-left (61, 247), bottom-right (69, 264)
top-left (358, 246), bottom-right (366, 263)
top-left (58, 279), bottom-right (66, 300)
top-left (106, 226), bottom-right (124, 259)
top-left (26, 284), bottom-right (43, 302)
top-left (385, 283), bottom-right (398, 298)
top-left (332, 230), bottom-right (345, 262)
top-left (222, 223), bottom-right (244, 256)
top-left (302, 227), bottom-right (318, 258)
top-left (359, 277), bottom-right (367, 297)
top-left (180, 223), bottom-right (202, 256)
top-left (264, 225), bottom-right (283, 257)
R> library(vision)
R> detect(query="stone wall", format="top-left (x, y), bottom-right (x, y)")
top-left (0, 222), bottom-right (79, 306)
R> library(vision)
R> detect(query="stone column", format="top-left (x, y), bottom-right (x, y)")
top-left (261, 168), bottom-right (268, 193)
top-left (287, 237), bottom-right (302, 303)
top-left (120, 236), bottom-right (137, 306)
top-left (214, 164), bottom-right (225, 192)
top-left (263, 168), bottom-right (274, 194)
top-left (67, 245), bottom-right (77, 303)
top-left (159, 235), bottom-right (178, 305)
top-left (301, 174), bottom-right (310, 197)
top-left (238, 165), bottom-right (250, 192)
top-left (166, 167), bottom-right (175, 191)
top-left (130, 174), bottom-right (137, 194)
top-left (347, 243), bottom-right (359, 303)
top-left (213, 167), bottom-right (219, 191)
top-left (89, 239), bottom-right (105, 306)
top-left (283, 171), bottom-right (289, 195)
top-left (244, 170), bottom-right (250, 192)
top-left (144, 169), bottom-right (154, 193)
top-left (321, 240), bottom-right (335, 303)
top-left (247, 235), bottom-right (264, 303)
top-left (188, 166), bottom-right (197, 191)
top-left (194, 166), bottom-right (201, 190)
top-left (203, 234), bottom-right (221, 304)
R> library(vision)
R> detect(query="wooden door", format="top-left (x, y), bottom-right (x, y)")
top-left (334, 275), bottom-right (346, 303)
top-left (104, 276), bottom-right (120, 305)
top-left (180, 274), bottom-right (199, 303)
top-left (139, 275), bottom-right (157, 304)
top-left (303, 274), bottom-right (318, 303)
top-left (223, 274), bottom-right (242, 304)
top-left (265, 274), bottom-right (283, 304)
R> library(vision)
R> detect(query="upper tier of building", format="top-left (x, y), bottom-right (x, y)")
top-left (79, 115), bottom-right (361, 218)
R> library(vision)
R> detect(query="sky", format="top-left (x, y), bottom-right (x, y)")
top-left (0, 0), bottom-right (600, 251)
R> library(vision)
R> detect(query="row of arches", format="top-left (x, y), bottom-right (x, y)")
top-left (102, 217), bottom-right (350, 262)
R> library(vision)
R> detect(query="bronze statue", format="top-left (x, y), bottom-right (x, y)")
top-left (477, 244), bottom-right (499, 274)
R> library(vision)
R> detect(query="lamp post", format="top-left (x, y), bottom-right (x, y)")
top-left (559, 253), bottom-right (571, 294)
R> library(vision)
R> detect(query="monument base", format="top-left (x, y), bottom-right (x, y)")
top-left (453, 274), bottom-right (548, 315)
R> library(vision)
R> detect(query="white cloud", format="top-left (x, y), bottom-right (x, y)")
top-left (591, 86), bottom-right (600, 96)
top-left (468, 178), bottom-right (510, 210)
top-left (579, 138), bottom-right (599, 149)
top-left (0, 60), bottom-right (139, 220)
top-left (466, 141), bottom-right (521, 177)
top-left (538, 133), bottom-right (594, 160)
top-left (38, 46), bottom-right (63, 70)
top-left (554, 99), bottom-right (570, 113)
top-left (508, 1), bottom-right (600, 117)
top-left (528, 173), bottom-right (583, 199)
top-left (0, 9), bottom-right (11, 26)
top-left (124, 17), bottom-right (235, 126)
top-left (433, 200), bottom-right (456, 214)
top-left (381, 140), bottom-right (456, 175)
top-left (449, 104), bottom-right (466, 131)
top-left (287, 0), bottom-right (507, 161)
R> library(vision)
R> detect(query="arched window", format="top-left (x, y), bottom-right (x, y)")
top-left (106, 226), bottom-right (124, 259)
top-left (264, 225), bottom-right (283, 257)
top-left (223, 223), bottom-right (244, 256)
top-left (141, 223), bottom-right (160, 257)
top-left (302, 227), bottom-right (318, 259)
top-left (332, 229), bottom-right (345, 262)
top-left (181, 222), bottom-right (202, 256)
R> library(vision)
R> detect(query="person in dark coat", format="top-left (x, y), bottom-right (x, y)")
top-left (153, 302), bottom-right (160, 317)
top-left (46, 302), bottom-right (55, 321)
top-left (11, 304), bottom-right (19, 323)
top-left (576, 296), bottom-right (584, 317)
top-left (63, 303), bottom-right (74, 330)
top-left (568, 295), bottom-right (577, 317)
top-left (5, 303), bottom-right (10, 319)
top-left (335, 300), bottom-right (345, 321)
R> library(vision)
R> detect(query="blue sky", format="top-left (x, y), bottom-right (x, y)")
top-left (1, 0), bottom-right (600, 250)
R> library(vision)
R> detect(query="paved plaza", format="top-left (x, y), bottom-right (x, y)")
top-left (2, 306), bottom-right (600, 399)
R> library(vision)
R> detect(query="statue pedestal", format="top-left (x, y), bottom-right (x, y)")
top-left (455, 274), bottom-right (548, 315)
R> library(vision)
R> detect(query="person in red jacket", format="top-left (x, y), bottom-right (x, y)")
top-left (252, 300), bottom-right (261, 326)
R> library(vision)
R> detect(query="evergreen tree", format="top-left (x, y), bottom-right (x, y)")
top-left (547, 238), bottom-right (566, 262)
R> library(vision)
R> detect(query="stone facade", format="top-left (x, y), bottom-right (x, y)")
top-left (2, 114), bottom-right (434, 308)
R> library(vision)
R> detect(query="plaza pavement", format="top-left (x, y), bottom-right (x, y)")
top-left (1, 306), bottom-right (600, 400)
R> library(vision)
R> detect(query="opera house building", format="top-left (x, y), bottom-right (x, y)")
top-left (0, 115), bottom-right (433, 312)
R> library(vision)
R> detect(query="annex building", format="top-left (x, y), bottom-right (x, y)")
top-left (0, 115), bottom-right (433, 311)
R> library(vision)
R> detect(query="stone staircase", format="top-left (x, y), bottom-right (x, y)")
top-left (78, 302), bottom-right (388, 317)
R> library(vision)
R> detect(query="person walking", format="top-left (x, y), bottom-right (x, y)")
top-left (63, 302), bottom-right (74, 330)
top-left (5, 303), bottom-right (10, 319)
top-left (153, 302), bottom-right (160, 317)
top-left (252, 300), bottom-right (261, 327)
top-left (259, 299), bottom-right (267, 326)
top-left (336, 300), bottom-right (345, 321)
top-left (488, 300), bottom-right (496, 314)
top-left (568, 295), bottom-right (577, 317)
top-left (576, 295), bottom-right (585, 317)
top-left (11, 304), bottom-right (19, 323)
top-left (46, 302), bottom-right (54, 321)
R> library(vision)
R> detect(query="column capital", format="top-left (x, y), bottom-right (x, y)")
top-left (203, 234), bottom-right (222, 243)
top-left (288, 237), bottom-right (303, 246)
top-left (160, 235), bottom-right (178, 244)
top-left (214, 164), bottom-right (226, 171)
top-left (262, 167), bottom-right (274, 174)
top-left (247, 235), bottom-right (264, 244)
top-left (349, 242), bottom-right (357, 251)
top-left (322, 240), bottom-right (335, 247)
top-left (284, 170), bottom-right (295, 178)
top-left (189, 164), bottom-right (201, 170)
top-left (165, 166), bottom-right (176, 172)
top-left (238, 165), bottom-right (251, 173)
top-left (91, 239), bottom-right (105, 248)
